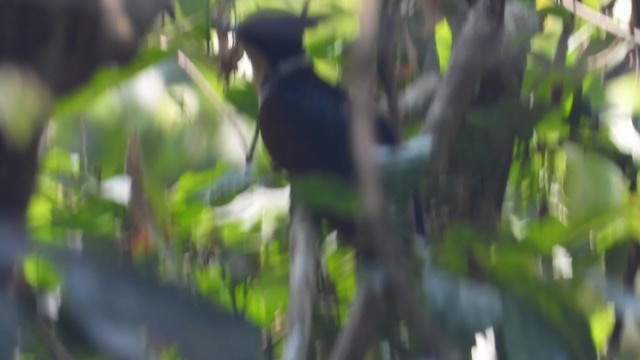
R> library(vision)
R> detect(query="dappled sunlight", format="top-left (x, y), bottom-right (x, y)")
top-left (471, 328), bottom-right (496, 360)
top-left (214, 185), bottom-right (289, 233)
top-left (612, 0), bottom-right (632, 24)
top-left (552, 245), bottom-right (573, 279)
top-left (127, 67), bottom-right (165, 112)
top-left (606, 111), bottom-right (640, 161)
top-left (100, 175), bottom-right (132, 206)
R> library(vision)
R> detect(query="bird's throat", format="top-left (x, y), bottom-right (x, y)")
top-left (258, 54), bottom-right (312, 102)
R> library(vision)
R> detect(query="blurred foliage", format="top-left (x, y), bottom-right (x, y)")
top-left (1, 0), bottom-right (637, 358)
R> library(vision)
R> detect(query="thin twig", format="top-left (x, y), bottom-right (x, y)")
top-left (245, 122), bottom-right (260, 164)
top-left (560, 0), bottom-right (640, 45)
top-left (80, 117), bottom-right (89, 176)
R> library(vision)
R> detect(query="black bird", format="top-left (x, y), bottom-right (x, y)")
top-left (232, 10), bottom-right (397, 178)
top-left (229, 10), bottom-right (421, 239)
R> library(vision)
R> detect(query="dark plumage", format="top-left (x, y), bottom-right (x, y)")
top-left (230, 10), bottom-right (414, 240)
top-left (234, 10), bottom-right (396, 179)
top-left (258, 67), bottom-right (397, 177)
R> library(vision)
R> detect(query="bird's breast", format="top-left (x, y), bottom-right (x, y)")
top-left (257, 73), bottom-right (354, 177)
top-left (258, 98), bottom-right (315, 173)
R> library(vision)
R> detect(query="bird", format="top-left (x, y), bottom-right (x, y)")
top-left (226, 9), bottom-right (421, 239)
top-left (231, 9), bottom-right (397, 177)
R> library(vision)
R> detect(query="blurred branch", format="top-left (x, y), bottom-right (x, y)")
top-left (329, 268), bottom-right (385, 360)
top-left (282, 205), bottom-right (319, 360)
top-left (347, 0), bottom-right (445, 356)
top-left (397, 72), bottom-right (441, 123)
top-left (440, 0), bottom-right (471, 39)
top-left (33, 318), bottom-right (74, 360)
top-left (396, 10), bottom-right (419, 81)
top-left (550, 15), bottom-right (573, 104)
top-left (378, 0), bottom-right (402, 132)
top-left (124, 130), bottom-right (153, 260)
top-left (0, 221), bottom-right (27, 291)
top-left (608, 241), bottom-right (640, 354)
top-left (80, 118), bottom-right (89, 176)
top-left (246, 125), bottom-right (260, 164)
top-left (422, 0), bottom-right (505, 174)
top-left (608, 170), bottom-right (639, 355)
top-left (560, 0), bottom-right (640, 45)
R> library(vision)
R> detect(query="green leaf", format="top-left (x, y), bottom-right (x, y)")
top-left (174, 166), bottom-right (260, 212)
top-left (0, 67), bottom-right (50, 150)
top-left (379, 134), bottom-right (433, 202)
top-left (41, 147), bottom-right (76, 176)
top-left (435, 18), bottom-right (453, 74)
top-left (225, 80), bottom-right (259, 119)
top-left (475, 243), bottom-right (598, 359)
top-left (23, 254), bottom-right (62, 291)
top-left (589, 304), bottom-right (615, 354)
top-left (526, 205), bottom-right (634, 257)
top-left (500, 296), bottom-right (571, 360)
top-left (564, 143), bottom-right (629, 223)
top-left (326, 246), bottom-right (356, 322)
top-left (581, 0), bottom-right (601, 10)
top-left (27, 195), bottom-right (55, 243)
top-left (537, 5), bottom-right (573, 25)
top-left (607, 73), bottom-right (640, 114)
top-left (57, 249), bottom-right (262, 360)
top-left (291, 174), bottom-right (359, 218)
top-left (422, 269), bottom-right (503, 344)
top-left (203, 166), bottom-right (258, 206)
top-left (526, 216), bottom-right (569, 254)
top-left (531, 15), bottom-right (565, 61)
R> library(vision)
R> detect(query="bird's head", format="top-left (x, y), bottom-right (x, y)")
top-left (212, 9), bottom-right (325, 88)
top-left (232, 10), bottom-right (323, 66)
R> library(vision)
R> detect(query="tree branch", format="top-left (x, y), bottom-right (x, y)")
top-left (329, 267), bottom-right (385, 360)
top-left (560, 0), bottom-right (640, 45)
top-left (282, 205), bottom-right (320, 360)
top-left (347, 0), bottom-right (446, 356)
top-left (422, 0), bottom-right (505, 174)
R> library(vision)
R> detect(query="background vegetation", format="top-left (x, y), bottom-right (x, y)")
top-left (1, 0), bottom-right (640, 358)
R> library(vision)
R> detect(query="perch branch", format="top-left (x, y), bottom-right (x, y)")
top-left (329, 268), bottom-right (385, 360)
top-left (282, 206), bottom-right (320, 360)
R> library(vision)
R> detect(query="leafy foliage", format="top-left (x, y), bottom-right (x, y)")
top-left (1, 0), bottom-right (639, 358)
